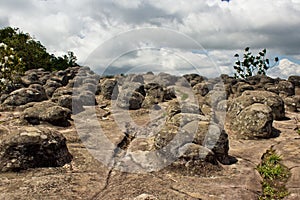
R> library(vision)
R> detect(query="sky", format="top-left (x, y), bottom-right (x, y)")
top-left (0, 0), bottom-right (299, 77)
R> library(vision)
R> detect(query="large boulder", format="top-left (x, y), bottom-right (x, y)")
top-left (2, 87), bottom-right (48, 106)
top-left (23, 101), bottom-right (71, 126)
top-left (227, 90), bottom-right (285, 120)
top-left (0, 126), bottom-right (72, 172)
top-left (229, 103), bottom-right (274, 139)
top-left (117, 90), bottom-right (145, 110)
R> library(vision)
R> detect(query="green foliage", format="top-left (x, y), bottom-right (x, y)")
top-left (297, 129), bottom-right (300, 135)
top-left (0, 42), bottom-right (25, 91)
top-left (257, 148), bottom-right (290, 200)
top-left (233, 47), bottom-right (279, 79)
top-left (0, 27), bottom-right (78, 72)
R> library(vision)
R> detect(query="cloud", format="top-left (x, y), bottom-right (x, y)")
top-left (0, 0), bottom-right (299, 78)
top-left (268, 58), bottom-right (300, 79)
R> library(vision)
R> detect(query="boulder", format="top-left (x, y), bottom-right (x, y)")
top-left (44, 80), bottom-right (62, 97)
top-left (0, 126), bottom-right (72, 172)
top-left (288, 75), bottom-right (300, 87)
top-left (283, 97), bottom-right (297, 112)
top-left (193, 82), bottom-right (210, 96)
top-left (152, 72), bottom-right (178, 87)
top-left (23, 101), bottom-right (71, 126)
top-left (183, 74), bottom-right (206, 87)
top-left (230, 103), bottom-right (274, 139)
top-left (117, 90), bottom-right (145, 110)
top-left (227, 90), bottom-right (285, 120)
top-left (101, 79), bottom-right (118, 100)
top-left (2, 87), bottom-right (48, 106)
top-left (276, 80), bottom-right (295, 97)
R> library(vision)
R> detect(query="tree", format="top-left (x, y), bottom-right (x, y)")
top-left (233, 47), bottom-right (279, 79)
top-left (0, 27), bottom-right (78, 72)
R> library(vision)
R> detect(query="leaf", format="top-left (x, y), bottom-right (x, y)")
top-left (266, 59), bottom-right (269, 65)
top-left (245, 47), bottom-right (250, 52)
top-left (234, 53), bottom-right (239, 57)
top-left (275, 57), bottom-right (279, 62)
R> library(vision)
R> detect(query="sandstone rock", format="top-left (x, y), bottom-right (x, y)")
top-left (183, 74), bottom-right (206, 87)
top-left (21, 71), bottom-right (41, 86)
top-left (277, 80), bottom-right (295, 97)
top-left (23, 101), bottom-right (71, 126)
top-left (2, 87), bottom-right (48, 106)
top-left (152, 72), bottom-right (178, 87)
top-left (101, 79), bottom-right (118, 100)
top-left (284, 97), bottom-right (298, 112)
top-left (0, 126), bottom-right (72, 172)
top-left (227, 90), bottom-right (285, 120)
top-left (288, 75), bottom-right (300, 87)
top-left (193, 82), bottom-right (210, 96)
top-left (44, 80), bottom-right (63, 97)
top-left (117, 90), bottom-right (145, 110)
top-left (230, 103), bottom-right (274, 139)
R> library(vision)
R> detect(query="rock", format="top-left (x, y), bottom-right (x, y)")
top-left (40, 106), bottom-right (72, 126)
top-left (227, 90), bottom-right (285, 120)
top-left (2, 87), bottom-right (48, 106)
top-left (288, 75), bottom-right (300, 87)
top-left (284, 97), bottom-right (298, 112)
top-left (23, 101), bottom-right (71, 126)
top-left (52, 86), bottom-right (73, 98)
top-left (0, 126), bottom-right (72, 172)
top-left (183, 74), bottom-right (206, 87)
top-left (152, 72), bottom-right (178, 87)
top-left (276, 80), bottom-right (295, 97)
top-left (167, 143), bottom-right (221, 176)
top-left (55, 95), bottom-right (73, 110)
top-left (101, 79), bottom-right (118, 100)
top-left (236, 83), bottom-right (255, 96)
top-left (44, 80), bottom-right (63, 97)
top-left (193, 82), bottom-right (210, 96)
top-left (117, 90), bottom-right (145, 110)
top-left (163, 87), bottom-right (176, 101)
top-left (230, 103), bottom-right (274, 139)
top-left (204, 90), bottom-right (227, 109)
top-left (126, 74), bottom-right (144, 84)
top-left (21, 71), bottom-right (41, 86)
top-left (142, 83), bottom-right (165, 108)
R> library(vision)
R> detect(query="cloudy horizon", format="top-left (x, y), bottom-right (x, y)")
top-left (0, 0), bottom-right (299, 77)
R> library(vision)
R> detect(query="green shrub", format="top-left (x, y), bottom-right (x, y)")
top-left (233, 47), bottom-right (279, 79)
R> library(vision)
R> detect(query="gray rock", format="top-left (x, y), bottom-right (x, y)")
top-left (101, 79), bottom-right (118, 100)
top-left (2, 87), bottom-right (48, 106)
top-left (23, 101), bottom-right (71, 126)
top-left (117, 90), bottom-right (145, 110)
top-left (227, 90), bottom-right (285, 120)
top-left (0, 126), bottom-right (72, 172)
top-left (230, 103), bottom-right (274, 139)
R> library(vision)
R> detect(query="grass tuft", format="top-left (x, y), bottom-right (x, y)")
top-left (257, 148), bottom-right (290, 200)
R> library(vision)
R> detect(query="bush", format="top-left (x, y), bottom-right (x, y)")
top-left (233, 47), bottom-right (279, 79)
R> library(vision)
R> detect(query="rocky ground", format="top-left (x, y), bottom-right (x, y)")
top-left (0, 67), bottom-right (299, 199)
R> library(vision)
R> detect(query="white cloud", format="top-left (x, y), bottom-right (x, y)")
top-left (0, 0), bottom-right (299, 78)
top-left (268, 59), bottom-right (300, 79)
